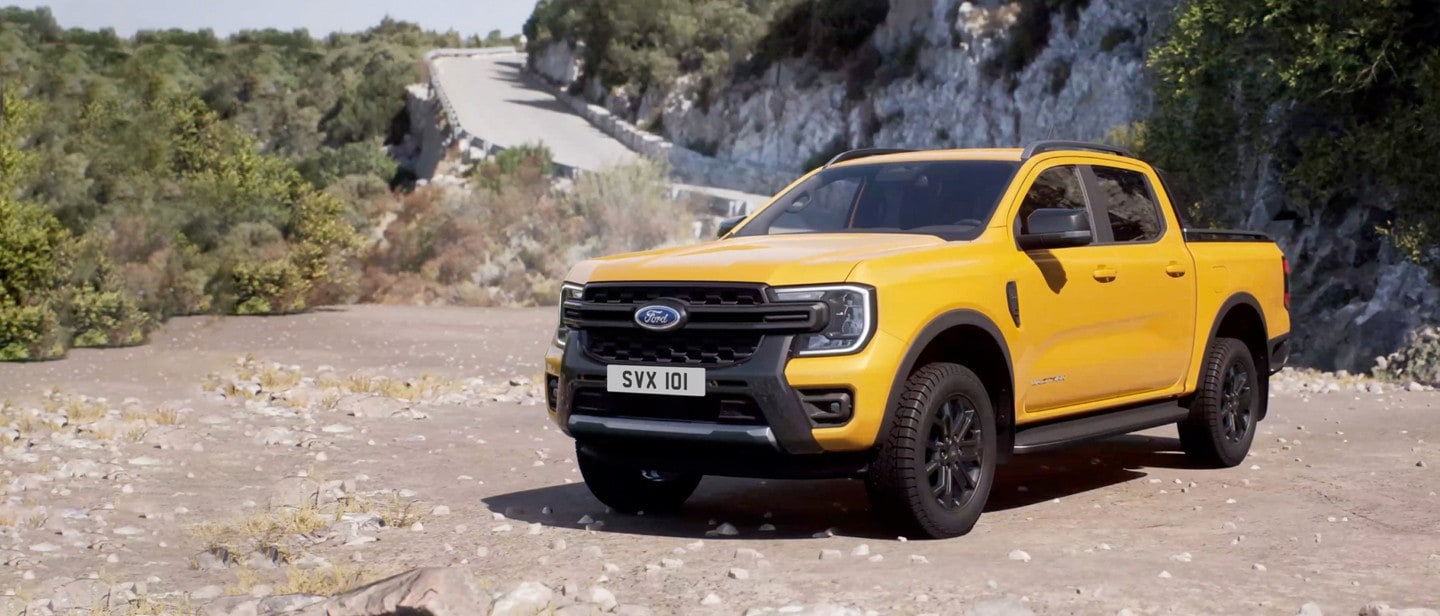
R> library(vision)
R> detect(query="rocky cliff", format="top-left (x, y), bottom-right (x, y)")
top-left (528, 0), bottom-right (1440, 380)
top-left (533, 0), bottom-right (1175, 183)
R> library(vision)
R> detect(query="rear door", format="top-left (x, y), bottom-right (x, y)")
top-left (1084, 163), bottom-right (1198, 395)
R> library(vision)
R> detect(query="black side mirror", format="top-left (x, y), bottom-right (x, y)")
top-left (1017, 208), bottom-right (1093, 250)
top-left (717, 215), bottom-right (745, 238)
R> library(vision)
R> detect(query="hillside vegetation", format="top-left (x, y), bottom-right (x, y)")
top-left (523, 0), bottom-right (890, 111)
top-left (0, 8), bottom-right (686, 361)
top-left (1142, 0), bottom-right (1440, 263)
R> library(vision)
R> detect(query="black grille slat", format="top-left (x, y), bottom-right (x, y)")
top-left (584, 285), bottom-right (766, 306)
top-left (572, 387), bottom-right (765, 425)
top-left (584, 329), bottom-right (761, 367)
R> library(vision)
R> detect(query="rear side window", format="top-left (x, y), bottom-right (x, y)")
top-left (1092, 167), bottom-right (1163, 242)
top-left (1015, 166), bottom-right (1088, 234)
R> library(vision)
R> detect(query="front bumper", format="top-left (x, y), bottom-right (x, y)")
top-left (546, 331), bottom-right (878, 479)
top-left (556, 331), bottom-right (823, 454)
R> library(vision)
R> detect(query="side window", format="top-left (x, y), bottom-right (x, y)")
top-left (1016, 165), bottom-right (1088, 234)
top-left (1092, 166), bottom-right (1163, 242)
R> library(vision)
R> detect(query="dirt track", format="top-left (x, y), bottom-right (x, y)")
top-left (1, 305), bottom-right (1437, 615)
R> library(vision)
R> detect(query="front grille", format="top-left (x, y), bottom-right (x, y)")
top-left (584, 329), bottom-right (763, 367)
top-left (572, 387), bottom-right (765, 425)
top-left (584, 284), bottom-right (766, 306)
top-left (574, 284), bottom-right (776, 368)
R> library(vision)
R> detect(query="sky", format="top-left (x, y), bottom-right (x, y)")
top-left (14, 0), bottom-right (541, 38)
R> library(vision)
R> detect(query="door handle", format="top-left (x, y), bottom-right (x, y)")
top-left (1165, 263), bottom-right (1188, 277)
top-left (1092, 267), bottom-right (1118, 281)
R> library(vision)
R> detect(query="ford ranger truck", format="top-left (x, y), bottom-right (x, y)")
top-left (543, 140), bottom-right (1291, 539)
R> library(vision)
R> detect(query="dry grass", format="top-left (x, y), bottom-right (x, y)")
top-left (188, 505), bottom-right (328, 562)
top-left (25, 511), bottom-right (48, 529)
top-left (3, 401), bottom-right (53, 439)
top-left (315, 390), bottom-right (344, 412)
top-left (378, 493), bottom-right (424, 529)
top-left (55, 396), bottom-right (110, 424)
top-left (225, 567), bottom-right (260, 596)
top-left (337, 373), bottom-right (456, 402)
top-left (88, 597), bottom-right (194, 615)
top-left (122, 406), bottom-right (181, 426)
top-left (274, 565), bottom-right (373, 595)
top-left (256, 363), bottom-right (304, 391)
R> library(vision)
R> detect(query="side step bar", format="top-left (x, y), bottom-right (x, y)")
top-left (1013, 401), bottom-right (1189, 454)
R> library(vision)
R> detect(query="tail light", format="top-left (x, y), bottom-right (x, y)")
top-left (1282, 256), bottom-right (1291, 310)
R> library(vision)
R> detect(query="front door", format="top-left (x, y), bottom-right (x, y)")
top-left (1007, 163), bottom-right (1124, 414)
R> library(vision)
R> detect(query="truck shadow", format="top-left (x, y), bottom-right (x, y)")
top-left (482, 433), bottom-right (1198, 541)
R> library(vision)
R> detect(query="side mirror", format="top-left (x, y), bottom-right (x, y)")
top-left (717, 215), bottom-right (746, 238)
top-left (1017, 208), bottom-right (1093, 250)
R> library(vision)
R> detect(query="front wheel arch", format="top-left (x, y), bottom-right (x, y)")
top-left (878, 310), bottom-right (1015, 461)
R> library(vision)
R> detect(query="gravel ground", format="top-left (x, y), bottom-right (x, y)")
top-left (0, 305), bottom-right (1436, 615)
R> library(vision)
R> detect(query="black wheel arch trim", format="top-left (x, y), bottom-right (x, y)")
top-left (1202, 292), bottom-right (1270, 365)
top-left (1200, 292), bottom-right (1272, 419)
top-left (877, 309), bottom-right (1016, 460)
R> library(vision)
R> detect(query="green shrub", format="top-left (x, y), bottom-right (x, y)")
top-left (68, 287), bottom-right (149, 348)
top-left (0, 301), bottom-right (66, 361)
top-left (472, 144), bottom-right (555, 192)
top-left (296, 140), bottom-right (397, 188)
top-left (233, 258), bottom-right (310, 315)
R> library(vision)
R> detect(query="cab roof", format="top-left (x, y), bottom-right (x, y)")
top-left (825, 141), bottom-right (1136, 169)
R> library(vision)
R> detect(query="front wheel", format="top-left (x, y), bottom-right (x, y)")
top-left (576, 445), bottom-right (701, 515)
top-left (866, 362), bottom-right (997, 539)
top-left (1179, 337), bottom-right (1261, 467)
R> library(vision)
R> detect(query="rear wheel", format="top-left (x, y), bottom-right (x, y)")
top-left (1180, 337), bottom-right (1261, 467)
top-left (866, 362), bottom-right (997, 539)
top-left (576, 446), bottom-right (701, 514)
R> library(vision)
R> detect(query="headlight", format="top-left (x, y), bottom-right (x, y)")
top-left (772, 284), bottom-right (875, 356)
top-left (555, 283), bottom-right (584, 347)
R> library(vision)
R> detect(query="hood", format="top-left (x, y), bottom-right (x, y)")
top-left (568, 233), bottom-right (947, 286)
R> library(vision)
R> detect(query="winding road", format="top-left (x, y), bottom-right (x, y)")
top-left (428, 51), bottom-right (771, 214)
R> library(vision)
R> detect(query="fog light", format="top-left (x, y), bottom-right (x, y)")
top-left (546, 375), bottom-right (559, 411)
top-left (799, 390), bottom-right (853, 426)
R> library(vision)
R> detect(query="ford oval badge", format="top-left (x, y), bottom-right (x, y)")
top-left (634, 305), bottom-right (684, 331)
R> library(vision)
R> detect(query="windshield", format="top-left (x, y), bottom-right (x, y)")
top-left (733, 159), bottom-right (1020, 241)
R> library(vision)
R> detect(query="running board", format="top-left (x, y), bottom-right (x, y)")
top-left (1013, 401), bottom-right (1189, 454)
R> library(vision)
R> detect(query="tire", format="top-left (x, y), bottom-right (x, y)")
top-left (576, 445), bottom-right (702, 515)
top-left (866, 362), bottom-right (998, 539)
top-left (1179, 337), bottom-right (1262, 468)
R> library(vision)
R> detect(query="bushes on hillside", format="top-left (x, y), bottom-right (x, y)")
top-left (0, 27), bottom-right (365, 360)
top-left (1144, 0), bottom-right (1440, 264)
top-left (363, 155), bottom-right (697, 307)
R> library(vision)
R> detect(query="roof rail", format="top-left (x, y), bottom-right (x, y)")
top-left (1021, 140), bottom-right (1133, 160)
top-left (823, 147), bottom-right (915, 169)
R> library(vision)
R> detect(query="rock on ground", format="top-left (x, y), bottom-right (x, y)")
top-left (965, 598), bottom-right (1036, 616)
top-left (256, 567), bottom-right (492, 616)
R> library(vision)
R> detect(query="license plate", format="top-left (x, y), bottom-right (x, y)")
top-left (606, 365), bottom-right (706, 397)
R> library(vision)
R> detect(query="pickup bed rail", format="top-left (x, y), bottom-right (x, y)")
top-left (1183, 229), bottom-right (1273, 243)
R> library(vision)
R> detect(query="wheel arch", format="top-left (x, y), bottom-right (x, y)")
top-left (878, 310), bottom-right (1016, 460)
top-left (1202, 292), bottom-right (1270, 419)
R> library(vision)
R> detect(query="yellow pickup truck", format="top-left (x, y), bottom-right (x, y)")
top-left (543, 141), bottom-right (1291, 539)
